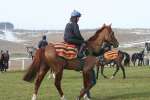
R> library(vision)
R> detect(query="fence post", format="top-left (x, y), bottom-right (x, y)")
top-left (8, 61), bottom-right (11, 71)
top-left (22, 59), bottom-right (25, 70)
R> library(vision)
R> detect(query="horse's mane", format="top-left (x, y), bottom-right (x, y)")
top-left (88, 26), bottom-right (105, 41)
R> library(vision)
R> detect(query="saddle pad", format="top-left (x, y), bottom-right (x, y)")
top-left (104, 50), bottom-right (118, 60)
top-left (54, 42), bottom-right (78, 59)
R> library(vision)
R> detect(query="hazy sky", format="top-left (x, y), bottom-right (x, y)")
top-left (0, 0), bottom-right (150, 29)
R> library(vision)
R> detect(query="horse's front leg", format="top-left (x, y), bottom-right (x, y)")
top-left (101, 65), bottom-right (108, 78)
top-left (77, 69), bottom-right (95, 100)
top-left (76, 56), bottom-right (97, 100)
top-left (32, 64), bottom-right (49, 100)
top-left (110, 64), bottom-right (119, 79)
top-left (96, 64), bottom-right (100, 80)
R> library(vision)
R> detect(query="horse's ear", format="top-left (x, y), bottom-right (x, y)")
top-left (102, 23), bottom-right (105, 27)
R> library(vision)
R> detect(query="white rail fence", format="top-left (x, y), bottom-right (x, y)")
top-left (8, 57), bottom-right (32, 71)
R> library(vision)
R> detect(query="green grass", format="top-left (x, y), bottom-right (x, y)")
top-left (0, 67), bottom-right (150, 100)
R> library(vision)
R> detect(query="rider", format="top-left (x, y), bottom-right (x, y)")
top-left (98, 43), bottom-right (112, 64)
top-left (64, 10), bottom-right (93, 98)
top-left (38, 35), bottom-right (48, 48)
top-left (103, 43), bottom-right (112, 52)
top-left (64, 10), bottom-right (86, 58)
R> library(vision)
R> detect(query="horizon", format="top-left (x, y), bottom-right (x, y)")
top-left (12, 25), bottom-right (150, 30)
top-left (0, 0), bottom-right (150, 30)
top-left (2, 21), bottom-right (150, 31)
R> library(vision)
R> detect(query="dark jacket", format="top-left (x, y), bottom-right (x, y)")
top-left (64, 21), bottom-right (84, 46)
top-left (104, 43), bottom-right (111, 51)
top-left (38, 40), bottom-right (48, 48)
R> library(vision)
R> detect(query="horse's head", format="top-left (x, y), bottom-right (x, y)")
top-left (101, 24), bottom-right (119, 48)
top-left (87, 24), bottom-right (119, 54)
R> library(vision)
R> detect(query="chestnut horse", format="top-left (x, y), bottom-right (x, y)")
top-left (96, 50), bottom-right (128, 80)
top-left (23, 24), bottom-right (119, 100)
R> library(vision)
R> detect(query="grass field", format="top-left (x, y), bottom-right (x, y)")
top-left (0, 67), bottom-right (150, 100)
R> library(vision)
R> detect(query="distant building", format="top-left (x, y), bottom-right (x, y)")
top-left (0, 22), bottom-right (14, 31)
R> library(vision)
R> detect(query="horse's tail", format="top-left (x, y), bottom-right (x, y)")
top-left (23, 48), bottom-right (45, 82)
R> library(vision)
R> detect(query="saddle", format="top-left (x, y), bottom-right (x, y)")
top-left (54, 42), bottom-right (78, 60)
top-left (104, 49), bottom-right (118, 60)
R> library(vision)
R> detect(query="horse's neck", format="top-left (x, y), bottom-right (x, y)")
top-left (88, 38), bottom-right (104, 55)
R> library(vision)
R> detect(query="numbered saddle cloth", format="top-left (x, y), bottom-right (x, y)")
top-left (54, 42), bottom-right (78, 60)
top-left (104, 49), bottom-right (118, 60)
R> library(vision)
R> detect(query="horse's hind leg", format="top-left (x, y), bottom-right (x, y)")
top-left (54, 67), bottom-right (66, 100)
top-left (32, 63), bottom-right (49, 100)
top-left (101, 65), bottom-right (108, 78)
top-left (54, 63), bottom-right (66, 100)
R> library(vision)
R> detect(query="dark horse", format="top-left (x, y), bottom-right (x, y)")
top-left (0, 50), bottom-right (9, 72)
top-left (123, 51), bottom-right (130, 67)
top-left (3, 51), bottom-right (10, 72)
top-left (96, 50), bottom-right (130, 79)
top-left (23, 24), bottom-right (119, 100)
top-left (131, 49), bottom-right (144, 66)
top-left (0, 51), bottom-right (4, 72)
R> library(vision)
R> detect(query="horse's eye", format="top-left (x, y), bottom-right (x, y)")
top-left (112, 31), bottom-right (114, 35)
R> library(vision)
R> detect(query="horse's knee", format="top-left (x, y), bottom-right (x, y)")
top-left (82, 68), bottom-right (89, 74)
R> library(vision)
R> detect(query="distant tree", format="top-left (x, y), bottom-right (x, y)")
top-left (0, 22), bottom-right (14, 31)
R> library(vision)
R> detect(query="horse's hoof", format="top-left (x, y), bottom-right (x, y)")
top-left (110, 76), bottom-right (114, 79)
top-left (76, 97), bottom-right (80, 100)
top-left (32, 94), bottom-right (37, 100)
top-left (83, 94), bottom-right (91, 100)
top-left (104, 76), bottom-right (108, 79)
top-left (60, 95), bottom-right (67, 100)
top-left (123, 77), bottom-right (126, 79)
